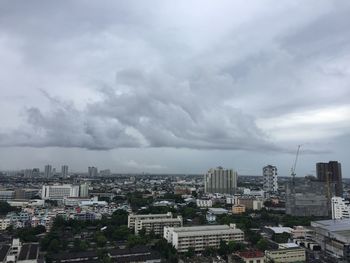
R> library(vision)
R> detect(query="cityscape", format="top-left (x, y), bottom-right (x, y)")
top-left (1, 1), bottom-right (350, 263)
top-left (0, 161), bottom-right (349, 263)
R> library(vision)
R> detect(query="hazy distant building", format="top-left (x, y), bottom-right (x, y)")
top-left (263, 165), bottom-right (278, 193)
top-left (61, 165), bottom-right (69, 178)
top-left (88, 166), bottom-right (98, 177)
top-left (44, 165), bottom-right (52, 178)
top-left (32, 168), bottom-right (40, 177)
top-left (204, 167), bottom-right (237, 195)
top-left (316, 161), bottom-right (343, 197)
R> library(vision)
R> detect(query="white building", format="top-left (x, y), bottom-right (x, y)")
top-left (204, 167), bottom-right (237, 195)
top-left (263, 165), bottom-right (278, 193)
top-left (134, 216), bottom-right (183, 236)
top-left (79, 183), bottom-right (89, 197)
top-left (331, 196), bottom-right (350, 219)
top-left (164, 224), bottom-right (244, 253)
top-left (128, 212), bottom-right (173, 230)
top-left (41, 184), bottom-right (80, 200)
top-left (196, 199), bottom-right (213, 208)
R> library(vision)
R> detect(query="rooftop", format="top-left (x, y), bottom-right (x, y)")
top-left (238, 250), bottom-right (264, 259)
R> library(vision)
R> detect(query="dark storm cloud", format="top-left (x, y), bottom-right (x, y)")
top-left (0, 0), bottom-right (349, 156)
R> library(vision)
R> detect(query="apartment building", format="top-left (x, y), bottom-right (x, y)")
top-left (128, 212), bottom-right (173, 230)
top-left (164, 224), bottom-right (244, 253)
top-left (134, 216), bottom-right (183, 235)
top-left (41, 184), bottom-right (80, 200)
top-left (265, 246), bottom-right (306, 263)
top-left (331, 196), bottom-right (350, 219)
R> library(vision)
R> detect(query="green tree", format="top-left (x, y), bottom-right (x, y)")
top-left (256, 238), bottom-right (268, 251)
top-left (96, 233), bottom-right (108, 247)
top-left (185, 247), bottom-right (195, 258)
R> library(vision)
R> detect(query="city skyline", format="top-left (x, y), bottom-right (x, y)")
top-left (0, 1), bottom-right (349, 176)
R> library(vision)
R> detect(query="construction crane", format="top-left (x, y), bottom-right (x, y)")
top-left (291, 145), bottom-right (302, 185)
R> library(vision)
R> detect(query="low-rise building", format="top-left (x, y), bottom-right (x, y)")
top-left (311, 219), bottom-right (350, 260)
top-left (235, 250), bottom-right (265, 263)
top-left (134, 216), bottom-right (183, 236)
top-left (232, 204), bottom-right (246, 214)
top-left (164, 224), bottom-right (244, 253)
top-left (265, 246), bottom-right (306, 263)
top-left (128, 212), bottom-right (173, 230)
top-left (196, 199), bottom-right (213, 208)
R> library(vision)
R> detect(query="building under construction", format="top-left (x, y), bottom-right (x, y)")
top-left (285, 179), bottom-right (332, 217)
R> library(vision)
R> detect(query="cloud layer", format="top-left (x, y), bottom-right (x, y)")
top-left (0, 0), bottom-right (350, 156)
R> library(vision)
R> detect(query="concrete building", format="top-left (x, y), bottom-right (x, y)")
top-left (331, 197), bottom-right (350, 220)
top-left (265, 246), bottom-right (306, 263)
top-left (232, 204), bottom-right (246, 214)
top-left (164, 224), bottom-right (244, 253)
top-left (14, 189), bottom-right (38, 200)
top-left (41, 184), bottom-right (80, 200)
top-left (88, 167), bottom-right (98, 177)
top-left (235, 251), bottom-right (265, 263)
top-left (196, 199), bottom-right (213, 208)
top-left (263, 165), bottom-right (278, 193)
top-left (204, 167), bottom-right (237, 195)
top-left (128, 212), bottom-right (173, 230)
top-left (134, 216), bottom-right (183, 236)
top-left (238, 197), bottom-right (264, 211)
top-left (311, 219), bottom-right (350, 260)
top-left (317, 161), bottom-right (343, 197)
top-left (61, 165), bottom-right (68, 178)
top-left (79, 183), bottom-right (89, 198)
top-left (285, 180), bottom-right (330, 217)
top-left (44, 165), bottom-right (52, 178)
top-left (0, 190), bottom-right (15, 201)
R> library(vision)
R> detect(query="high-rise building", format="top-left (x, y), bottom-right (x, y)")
top-left (316, 161), bottom-right (343, 197)
top-left (331, 197), bottom-right (350, 220)
top-left (61, 165), bottom-right (69, 178)
top-left (88, 166), bottom-right (98, 177)
top-left (263, 165), bottom-right (278, 193)
top-left (44, 165), bottom-right (52, 178)
top-left (32, 168), bottom-right (40, 177)
top-left (204, 167), bottom-right (237, 195)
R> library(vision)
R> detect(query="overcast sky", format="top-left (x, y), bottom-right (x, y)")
top-left (0, 0), bottom-right (349, 176)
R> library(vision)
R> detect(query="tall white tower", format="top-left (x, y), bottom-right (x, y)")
top-left (263, 165), bottom-right (278, 193)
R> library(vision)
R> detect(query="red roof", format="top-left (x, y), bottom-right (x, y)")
top-left (238, 251), bottom-right (264, 258)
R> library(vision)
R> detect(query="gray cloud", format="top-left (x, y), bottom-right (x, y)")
top-left (0, 0), bottom-right (349, 174)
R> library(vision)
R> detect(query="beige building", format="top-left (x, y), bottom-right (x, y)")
top-left (265, 246), bottom-right (306, 263)
top-left (238, 198), bottom-right (264, 211)
top-left (232, 204), bottom-right (246, 214)
top-left (128, 212), bottom-right (173, 229)
top-left (164, 224), bottom-right (244, 253)
top-left (135, 216), bottom-right (183, 236)
top-left (0, 218), bottom-right (11, 230)
top-left (236, 251), bottom-right (265, 263)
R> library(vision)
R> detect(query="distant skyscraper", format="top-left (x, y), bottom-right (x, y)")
top-left (32, 168), bottom-right (40, 177)
top-left (263, 165), bottom-right (278, 193)
top-left (204, 167), bottom-right (237, 195)
top-left (88, 166), bottom-right (98, 177)
top-left (316, 161), bottom-right (343, 197)
top-left (44, 165), bottom-right (52, 178)
top-left (61, 165), bottom-right (69, 178)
